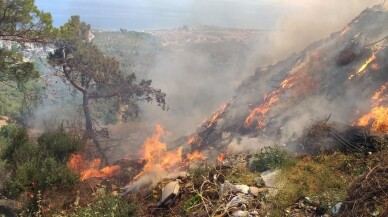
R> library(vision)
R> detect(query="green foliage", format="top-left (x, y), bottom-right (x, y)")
top-left (0, 127), bottom-right (31, 165)
top-left (7, 157), bottom-right (78, 198)
top-left (0, 49), bottom-right (39, 84)
top-left (48, 16), bottom-right (166, 133)
top-left (268, 152), bottom-right (364, 216)
top-left (0, 0), bottom-right (52, 120)
top-left (0, 65), bottom-right (44, 120)
top-left (0, 158), bottom-right (10, 192)
top-left (37, 127), bottom-right (80, 163)
top-left (0, 0), bottom-right (53, 84)
top-left (0, 0), bottom-right (53, 43)
top-left (0, 126), bottom-right (79, 198)
top-left (183, 194), bottom-right (201, 213)
top-left (250, 145), bottom-right (296, 172)
top-left (71, 193), bottom-right (137, 217)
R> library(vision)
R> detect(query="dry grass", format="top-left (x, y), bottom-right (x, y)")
top-left (267, 152), bottom-right (365, 216)
top-left (339, 150), bottom-right (388, 217)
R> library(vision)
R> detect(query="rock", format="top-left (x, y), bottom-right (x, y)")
top-left (178, 171), bottom-right (190, 181)
top-left (250, 210), bottom-right (259, 216)
top-left (0, 199), bottom-right (23, 216)
top-left (332, 202), bottom-right (342, 214)
top-left (248, 187), bottom-right (260, 197)
top-left (219, 181), bottom-right (237, 195)
top-left (234, 185), bottom-right (249, 194)
top-left (231, 210), bottom-right (249, 217)
top-left (157, 181), bottom-right (180, 207)
top-left (254, 176), bottom-right (265, 187)
top-left (260, 170), bottom-right (280, 188)
top-left (226, 195), bottom-right (248, 209)
top-left (220, 181), bottom-right (250, 195)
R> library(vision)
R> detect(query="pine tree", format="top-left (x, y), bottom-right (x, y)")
top-left (48, 16), bottom-right (166, 163)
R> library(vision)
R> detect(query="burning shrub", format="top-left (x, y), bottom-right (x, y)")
top-left (250, 145), bottom-right (296, 172)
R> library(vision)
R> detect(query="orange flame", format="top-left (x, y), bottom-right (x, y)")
top-left (206, 103), bottom-right (228, 128)
top-left (217, 152), bottom-right (226, 163)
top-left (349, 53), bottom-right (377, 80)
top-left (355, 83), bottom-right (388, 133)
top-left (186, 150), bottom-right (205, 161)
top-left (133, 125), bottom-right (207, 180)
top-left (244, 91), bottom-right (280, 128)
top-left (187, 134), bottom-right (199, 145)
top-left (340, 25), bottom-right (350, 36)
top-left (245, 58), bottom-right (319, 129)
top-left (280, 76), bottom-right (297, 89)
top-left (141, 125), bottom-right (182, 172)
top-left (67, 154), bottom-right (120, 181)
top-left (356, 107), bottom-right (388, 133)
top-left (371, 83), bottom-right (387, 106)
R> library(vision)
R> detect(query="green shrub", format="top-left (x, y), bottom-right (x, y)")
top-left (250, 145), bottom-right (296, 172)
top-left (37, 127), bottom-right (80, 162)
top-left (0, 126), bottom-right (80, 198)
top-left (183, 194), bottom-right (201, 214)
top-left (267, 152), bottom-right (362, 216)
top-left (0, 127), bottom-right (30, 164)
top-left (0, 159), bottom-right (10, 192)
top-left (71, 193), bottom-right (137, 217)
top-left (6, 157), bottom-right (78, 198)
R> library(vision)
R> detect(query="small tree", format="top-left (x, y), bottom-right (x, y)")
top-left (48, 16), bottom-right (166, 163)
top-left (0, 0), bottom-right (53, 84)
top-left (0, 0), bottom-right (53, 120)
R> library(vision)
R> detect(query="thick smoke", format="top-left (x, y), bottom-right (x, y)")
top-left (138, 0), bottom-right (377, 138)
top-left (222, 1), bottom-right (387, 155)
top-left (30, 0), bottom-right (381, 162)
top-left (138, 41), bottom-right (263, 137)
top-left (264, 0), bottom-right (378, 62)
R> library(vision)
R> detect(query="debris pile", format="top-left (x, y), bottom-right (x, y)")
top-left (297, 119), bottom-right (383, 154)
top-left (339, 150), bottom-right (388, 217)
top-left (125, 155), bottom-right (272, 217)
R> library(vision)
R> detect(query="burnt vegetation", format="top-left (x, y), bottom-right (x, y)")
top-left (0, 1), bottom-right (388, 217)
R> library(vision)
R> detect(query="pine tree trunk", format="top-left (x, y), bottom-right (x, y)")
top-left (82, 93), bottom-right (108, 165)
top-left (83, 93), bottom-right (93, 136)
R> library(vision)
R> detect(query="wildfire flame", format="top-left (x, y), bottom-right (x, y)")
top-left (244, 90), bottom-right (280, 128)
top-left (356, 107), bottom-right (388, 133)
top-left (133, 124), bottom-right (207, 180)
top-left (186, 150), bottom-right (205, 161)
top-left (371, 83), bottom-right (387, 106)
top-left (135, 125), bottom-right (183, 179)
top-left (245, 57), bottom-right (319, 129)
top-left (187, 134), bottom-right (199, 145)
top-left (217, 152), bottom-right (226, 163)
top-left (349, 53), bottom-right (377, 80)
top-left (355, 83), bottom-right (388, 133)
top-left (67, 154), bottom-right (120, 181)
top-left (340, 25), bottom-right (350, 36)
top-left (206, 103), bottom-right (228, 128)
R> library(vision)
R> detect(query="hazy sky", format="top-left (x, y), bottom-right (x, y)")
top-left (35, 0), bottom-right (292, 30)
